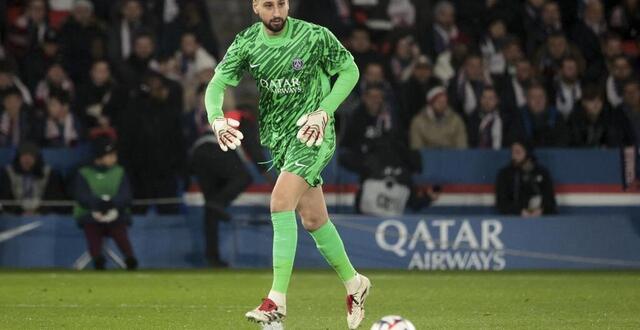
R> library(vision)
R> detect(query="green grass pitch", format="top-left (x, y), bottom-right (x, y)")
top-left (1, 270), bottom-right (639, 329)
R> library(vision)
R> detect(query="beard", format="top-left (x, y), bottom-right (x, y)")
top-left (263, 17), bottom-right (285, 33)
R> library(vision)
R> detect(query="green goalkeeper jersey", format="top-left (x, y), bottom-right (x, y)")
top-left (213, 17), bottom-right (355, 149)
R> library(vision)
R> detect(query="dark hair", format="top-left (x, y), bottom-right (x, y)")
top-left (1, 86), bottom-right (23, 99)
top-left (364, 82), bottom-right (385, 93)
top-left (612, 54), bottom-right (631, 65)
top-left (133, 30), bottom-right (155, 43)
top-left (624, 79), bottom-right (640, 89)
top-left (481, 86), bottom-right (497, 95)
top-left (180, 32), bottom-right (199, 43)
top-left (581, 85), bottom-right (603, 101)
top-left (547, 31), bottom-right (566, 40)
top-left (49, 91), bottom-right (71, 105)
top-left (527, 83), bottom-right (546, 94)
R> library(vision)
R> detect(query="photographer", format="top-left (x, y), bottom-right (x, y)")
top-left (495, 141), bottom-right (557, 217)
top-left (339, 84), bottom-right (435, 216)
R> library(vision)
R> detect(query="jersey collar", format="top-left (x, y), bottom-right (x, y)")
top-left (260, 17), bottom-right (292, 47)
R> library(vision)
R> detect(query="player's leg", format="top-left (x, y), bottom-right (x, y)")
top-left (297, 187), bottom-right (372, 329)
top-left (246, 171), bottom-right (309, 324)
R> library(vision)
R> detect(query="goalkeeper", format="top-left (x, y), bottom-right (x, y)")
top-left (204, 0), bottom-right (370, 328)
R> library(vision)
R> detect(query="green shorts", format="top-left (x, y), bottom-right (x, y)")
top-left (270, 124), bottom-right (336, 187)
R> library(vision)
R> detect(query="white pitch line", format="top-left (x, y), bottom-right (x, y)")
top-left (0, 304), bottom-right (212, 309)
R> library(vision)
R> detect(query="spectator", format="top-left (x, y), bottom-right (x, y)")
top-left (509, 84), bottom-right (569, 147)
top-left (295, 0), bottom-right (352, 39)
top-left (523, 0), bottom-right (561, 56)
top-left (601, 33), bottom-right (624, 66)
top-left (188, 88), bottom-right (268, 267)
top-left (421, 1), bottom-right (463, 60)
top-left (451, 0), bottom-right (513, 41)
top-left (0, 62), bottom-right (33, 106)
top-left (620, 80), bottom-right (640, 145)
top-left (448, 53), bottom-right (493, 117)
top-left (0, 87), bottom-right (33, 147)
top-left (522, 0), bottom-right (546, 56)
top-left (609, 0), bottom-right (640, 40)
top-left (359, 62), bottom-right (397, 113)
top-left (466, 87), bottom-right (506, 149)
top-left (22, 29), bottom-right (62, 92)
top-left (533, 33), bottom-right (584, 88)
top-left (432, 36), bottom-right (471, 85)
top-left (387, 0), bottom-right (416, 29)
top-left (159, 0), bottom-right (219, 59)
top-left (73, 60), bottom-right (125, 131)
top-left (399, 55), bottom-right (442, 132)
top-left (116, 32), bottom-right (157, 90)
top-left (495, 140), bottom-right (557, 216)
top-left (107, 0), bottom-right (153, 62)
top-left (492, 37), bottom-right (525, 80)
top-left (347, 27), bottom-right (384, 71)
top-left (499, 59), bottom-right (535, 113)
top-left (389, 35), bottom-right (421, 84)
top-left (480, 19), bottom-right (510, 76)
top-left (5, 0), bottom-right (50, 60)
top-left (340, 84), bottom-right (426, 215)
top-left (410, 86), bottom-right (467, 149)
top-left (34, 62), bottom-right (74, 107)
top-left (571, 0), bottom-right (607, 80)
top-left (0, 141), bottom-right (66, 215)
top-left (59, 0), bottom-right (106, 83)
top-left (73, 136), bottom-right (138, 270)
top-left (606, 55), bottom-right (635, 108)
top-left (119, 73), bottom-right (185, 214)
top-left (568, 86), bottom-right (635, 148)
top-left (341, 84), bottom-right (395, 160)
top-left (36, 92), bottom-right (84, 148)
top-left (174, 32), bottom-right (216, 85)
top-left (175, 33), bottom-right (217, 110)
top-left (551, 57), bottom-right (583, 119)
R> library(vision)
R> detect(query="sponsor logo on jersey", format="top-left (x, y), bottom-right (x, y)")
top-left (259, 78), bottom-right (303, 94)
top-left (292, 58), bottom-right (304, 71)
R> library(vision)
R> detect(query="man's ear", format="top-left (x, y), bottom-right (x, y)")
top-left (252, 0), bottom-right (259, 15)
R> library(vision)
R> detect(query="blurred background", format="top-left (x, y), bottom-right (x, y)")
top-left (0, 0), bottom-right (639, 271)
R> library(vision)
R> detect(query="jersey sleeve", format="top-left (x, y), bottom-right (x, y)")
top-left (319, 27), bottom-right (354, 76)
top-left (214, 34), bottom-right (248, 87)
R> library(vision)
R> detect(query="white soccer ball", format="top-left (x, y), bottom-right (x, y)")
top-left (370, 315), bottom-right (416, 330)
top-left (261, 321), bottom-right (284, 330)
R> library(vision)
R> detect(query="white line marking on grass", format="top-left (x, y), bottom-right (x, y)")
top-left (1, 304), bottom-right (212, 309)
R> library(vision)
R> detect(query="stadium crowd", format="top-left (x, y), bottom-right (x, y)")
top-left (0, 0), bottom-right (638, 217)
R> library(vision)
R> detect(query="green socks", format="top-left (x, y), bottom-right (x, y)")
top-left (270, 214), bottom-right (356, 296)
top-left (270, 211), bottom-right (298, 294)
top-left (310, 220), bottom-right (357, 282)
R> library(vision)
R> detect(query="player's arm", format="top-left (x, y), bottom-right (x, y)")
top-left (205, 34), bottom-right (248, 152)
top-left (297, 28), bottom-right (360, 147)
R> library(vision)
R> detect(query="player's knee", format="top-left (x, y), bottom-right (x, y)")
top-left (270, 193), bottom-right (295, 213)
top-left (300, 213), bottom-right (327, 231)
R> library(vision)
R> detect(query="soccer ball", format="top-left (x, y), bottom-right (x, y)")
top-left (370, 315), bottom-right (416, 330)
top-left (261, 321), bottom-right (284, 330)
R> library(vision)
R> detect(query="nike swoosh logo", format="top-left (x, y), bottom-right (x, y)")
top-left (294, 161), bottom-right (308, 168)
top-left (250, 63), bottom-right (259, 68)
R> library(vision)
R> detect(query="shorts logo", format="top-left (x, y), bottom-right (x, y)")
top-left (292, 58), bottom-right (304, 71)
top-left (294, 161), bottom-right (308, 168)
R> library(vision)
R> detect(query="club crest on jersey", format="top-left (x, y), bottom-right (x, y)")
top-left (292, 58), bottom-right (304, 71)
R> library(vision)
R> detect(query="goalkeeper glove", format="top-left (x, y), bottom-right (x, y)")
top-left (296, 110), bottom-right (328, 147)
top-left (211, 117), bottom-right (244, 152)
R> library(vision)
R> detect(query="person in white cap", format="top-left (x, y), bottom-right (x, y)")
top-left (409, 86), bottom-right (467, 149)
